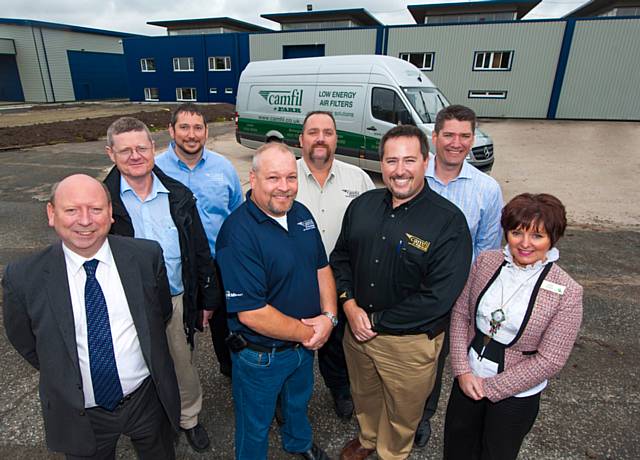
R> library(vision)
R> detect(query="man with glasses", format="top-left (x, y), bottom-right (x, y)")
top-left (103, 117), bottom-right (222, 453)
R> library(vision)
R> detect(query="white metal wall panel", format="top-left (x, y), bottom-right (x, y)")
top-left (0, 24), bottom-right (50, 102)
top-left (249, 29), bottom-right (377, 61)
top-left (556, 18), bottom-right (640, 120)
top-left (40, 28), bottom-right (123, 101)
top-left (387, 21), bottom-right (566, 118)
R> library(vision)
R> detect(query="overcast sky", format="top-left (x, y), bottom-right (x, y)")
top-left (1, 0), bottom-right (589, 35)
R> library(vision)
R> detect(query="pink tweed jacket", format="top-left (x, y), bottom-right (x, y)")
top-left (449, 250), bottom-right (583, 402)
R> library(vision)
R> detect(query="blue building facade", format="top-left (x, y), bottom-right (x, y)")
top-left (124, 33), bottom-right (250, 104)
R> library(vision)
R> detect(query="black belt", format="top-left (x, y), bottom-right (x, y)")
top-left (246, 341), bottom-right (300, 353)
top-left (118, 376), bottom-right (150, 406)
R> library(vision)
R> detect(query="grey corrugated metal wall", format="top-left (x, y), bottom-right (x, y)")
top-left (0, 23), bottom-right (123, 102)
top-left (387, 21), bottom-right (566, 118)
top-left (249, 29), bottom-right (377, 61)
top-left (556, 18), bottom-right (640, 120)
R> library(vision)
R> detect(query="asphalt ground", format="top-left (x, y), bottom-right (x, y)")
top-left (0, 122), bottom-right (638, 459)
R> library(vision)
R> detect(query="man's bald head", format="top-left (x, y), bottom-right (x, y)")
top-left (50, 174), bottom-right (111, 206)
top-left (47, 174), bottom-right (114, 258)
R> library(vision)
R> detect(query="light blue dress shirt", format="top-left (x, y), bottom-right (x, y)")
top-left (155, 143), bottom-right (243, 257)
top-left (120, 174), bottom-right (184, 295)
top-left (426, 154), bottom-right (504, 261)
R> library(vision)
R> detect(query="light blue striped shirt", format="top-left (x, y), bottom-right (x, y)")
top-left (120, 174), bottom-right (184, 295)
top-left (155, 143), bottom-right (243, 257)
top-left (426, 155), bottom-right (504, 261)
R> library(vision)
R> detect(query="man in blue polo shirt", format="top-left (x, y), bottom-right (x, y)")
top-left (216, 142), bottom-right (337, 460)
top-left (156, 103), bottom-right (243, 378)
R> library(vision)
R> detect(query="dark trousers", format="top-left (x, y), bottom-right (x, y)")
top-left (318, 310), bottom-right (350, 396)
top-left (420, 331), bottom-right (449, 422)
top-left (209, 303), bottom-right (232, 374)
top-left (66, 377), bottom-right (176, 460)
top-left (443, 379), bottom-right (540, 460)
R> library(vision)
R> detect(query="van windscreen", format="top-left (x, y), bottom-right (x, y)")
top-left (402, 87), bottom-right (449, 124)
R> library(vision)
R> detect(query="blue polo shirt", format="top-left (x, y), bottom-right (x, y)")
top-left (216, 191), bottom-right (328, 347)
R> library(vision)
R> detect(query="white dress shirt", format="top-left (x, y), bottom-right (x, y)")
top-left (63, 239), bottom-right (150, 408)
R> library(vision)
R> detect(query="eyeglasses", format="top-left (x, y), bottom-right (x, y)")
top-left (111, 145), bottom-right (152, 158)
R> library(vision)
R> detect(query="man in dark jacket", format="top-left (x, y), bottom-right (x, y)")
top-left (103, 117), bottom-right (222, 453)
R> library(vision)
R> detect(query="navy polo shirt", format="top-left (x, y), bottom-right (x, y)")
top-left (216, 191), bottom-right (328, 347)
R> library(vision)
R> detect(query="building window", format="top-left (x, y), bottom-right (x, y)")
top-left (399, 52), bottom-right (434, 71)
top-left (209, 88), bottom-right (218, 94)
top-left (144, 88), bottom-right (159, 101)
top-left (225, 88), bottom-right (233, 94)
top-left (140, 58), bottom-right (156, 72)
top-left (176, 88), bottom-right (197, 101)
top-left (173, 57), bottom-right (194, 72)
top-left (473, 51), bottom-right (513, 71)
top-left (208, 56), bottom-right (231, 71)
top-left (371, 87), bottom-right (412, 125)
top-left (468, 90), bottom-right (508, 99)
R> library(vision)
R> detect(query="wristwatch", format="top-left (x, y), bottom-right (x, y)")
top-left (322, 311), bottom-right (338, 327)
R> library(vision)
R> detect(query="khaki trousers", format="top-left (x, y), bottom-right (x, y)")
top-left (343, 328), bottom-right (444, 460)
top-left (166, 294), bottom-right (203, 429)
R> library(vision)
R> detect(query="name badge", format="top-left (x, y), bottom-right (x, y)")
top-left (541, 280), bottom-right (565, 295)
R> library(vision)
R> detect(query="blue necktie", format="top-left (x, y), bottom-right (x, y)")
top-left (83, 259), bottom-right (123, 411)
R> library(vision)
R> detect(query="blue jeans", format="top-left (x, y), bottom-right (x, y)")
top-left (231, 345), bottom-right (314, 460)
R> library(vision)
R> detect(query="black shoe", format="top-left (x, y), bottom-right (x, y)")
top-left (414, 418), bottom-right (432, 448)
top-left (332, 393), bottom-right (354, 420)
top-left (298, 443), bottom-right (331, 460)
top-left (220, 363), bottom-right (232, 379)
top-left (183, 423), bottom-right (210, 452)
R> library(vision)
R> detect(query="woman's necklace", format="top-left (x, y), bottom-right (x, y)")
top-left (487, 268), bottom-right (544, 339)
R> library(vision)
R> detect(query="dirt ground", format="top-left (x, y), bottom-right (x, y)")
top-left (0, 102), bottom-right (235, 149)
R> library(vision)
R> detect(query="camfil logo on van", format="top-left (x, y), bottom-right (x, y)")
top-left (259, 89), bottom-right (303, 113)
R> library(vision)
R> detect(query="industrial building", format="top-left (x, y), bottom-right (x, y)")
top-left (0, 18), bottom-right (136, 102)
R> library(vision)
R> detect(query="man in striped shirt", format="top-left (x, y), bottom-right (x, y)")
top-left (415, 104), bottom-right (504, 448)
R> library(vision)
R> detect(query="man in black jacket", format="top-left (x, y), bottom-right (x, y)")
top-left (103, 117), bottom-right (222, 453)
top-left (331, 125), bottom-right (472, 460)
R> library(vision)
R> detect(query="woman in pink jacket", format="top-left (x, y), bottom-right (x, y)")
top-left (443, 193), bottom-right (583, 460)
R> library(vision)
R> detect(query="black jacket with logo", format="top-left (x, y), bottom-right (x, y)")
top-left (104, 165), bottom-right (222, 345)
top-left (330, 180), bottom-right (472, 338)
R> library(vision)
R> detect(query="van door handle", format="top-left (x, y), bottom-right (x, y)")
top-left (366, 126), bottom-right (377, 131)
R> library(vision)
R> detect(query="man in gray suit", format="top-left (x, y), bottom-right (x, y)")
top-left (2, 174), bottom-right (180, 459)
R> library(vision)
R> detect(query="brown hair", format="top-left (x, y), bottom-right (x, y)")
top-left (170, 103), bottom-right (207, 127)
top-left (434, 105), bottom-right (476, 133)
top-left (501, 193), bottom-right (567, 247)
top-left (106, 117), bottom-right (152, 147)
top-left (379, 124), bottom-right (429, 160)
top-left (302, 111), bottom-right (336, 131)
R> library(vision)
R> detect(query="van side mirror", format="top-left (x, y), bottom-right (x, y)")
top-left (398, 110), bottom-right (414, 126)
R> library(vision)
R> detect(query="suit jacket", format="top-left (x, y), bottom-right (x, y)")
top-left (449, 250), bottom-right (583, 402)
top-left (2, 235), bottom-right (180, 456)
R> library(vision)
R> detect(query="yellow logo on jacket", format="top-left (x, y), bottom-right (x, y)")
top-left (405, 233), bottom-right (430, 252)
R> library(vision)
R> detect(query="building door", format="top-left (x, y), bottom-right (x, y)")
top-left (0, 55), bottom-right (24, 102)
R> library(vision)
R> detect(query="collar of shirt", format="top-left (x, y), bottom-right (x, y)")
top-left (503, 244), bottom-right (560, 270)
top-left (425, 152), bottom-right (473, 185)
top-left (167, 141), bottom-right (207, 171)
top-left (299, 157), bottom-right (337, 183)
top-left (62, 238), bottom-right (113, 277)
top-left (120, 172), bottom-right (169, 202)
top-left (383, 178), bottom-right (430, 210)
top-left (244, 189), bottom-right (295, 224)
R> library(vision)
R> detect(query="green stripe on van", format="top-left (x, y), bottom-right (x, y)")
top-left (238, 117), bottom-right (373, 151)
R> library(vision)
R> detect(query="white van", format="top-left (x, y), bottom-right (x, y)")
top-left (236, 55), bottom-right (494, 172)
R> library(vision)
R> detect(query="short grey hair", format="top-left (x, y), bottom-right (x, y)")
top-left (106, 117), bottom-right (153, 147)
top-left (252, 142), bottom-right (295, 172)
